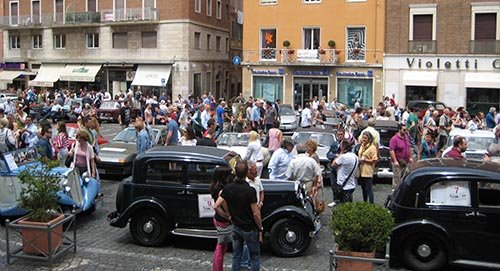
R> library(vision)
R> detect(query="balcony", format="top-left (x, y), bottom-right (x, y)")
top-left (0, 8), bottom-right (158, 28)
top-left (243, 48), bottom-right (339, 65)
top-left (470, 40), bottom-right (500, 54)
top-left (408, 40), bottom-right (437, 54)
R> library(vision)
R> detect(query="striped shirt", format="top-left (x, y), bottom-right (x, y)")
top-left (54, 133), bottom-right (70, 149)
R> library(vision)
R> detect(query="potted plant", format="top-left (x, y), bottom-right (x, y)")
top-left (331, 202), bottom-right (394, 271)
top-left (352, 47), bottom-right (361, 54)
top-left (328, 40), bottom-right (336, 48)
top-left (17, 161), bottom-right (64, 255)
top-left (282, 40), bottom-right (294, 54)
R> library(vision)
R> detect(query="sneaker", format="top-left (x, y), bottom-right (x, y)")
top-left (327, 202), bottom-right (336, 208)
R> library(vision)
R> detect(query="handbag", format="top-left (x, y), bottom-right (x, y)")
top-left (333, 156), bottom-right (358, 195)
top-left (313, 188), bottom-right (326, 213)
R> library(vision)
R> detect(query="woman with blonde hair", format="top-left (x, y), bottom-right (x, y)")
top-left (244, 130), bottom-right (264, 178)
top-left (357, 131), bottom-right (377, 203)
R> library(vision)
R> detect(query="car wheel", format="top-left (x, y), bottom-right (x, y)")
top-left (269, 218), bottom-right (311, 257)
top-left (130, 210), bottom-right (168, 247)
top-left (402, 233), bottom-right (447, 271)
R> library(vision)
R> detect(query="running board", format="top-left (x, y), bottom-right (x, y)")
top-left (171, 228), bottom-right (218, 239)
top-left (453, 260), bottom-right (500, 270)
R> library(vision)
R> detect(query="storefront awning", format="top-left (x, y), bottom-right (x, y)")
top-left (131, 65), bottom-right (172, 87)
top-left (59, 64), bottom-right (102, 82)
top-left (0, 70), bottom-right (23, 83)
top-left (29, 64), bottom-right (66, 87)
top-left (402, 71), bottom-right (438, 86)
top-left (464, 72), bottom-right (500, 88)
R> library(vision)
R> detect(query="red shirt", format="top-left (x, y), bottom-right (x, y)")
top-left (389, 133), bottom-right (411, 163)
top-left (444, 148), bottom-right (464, 159)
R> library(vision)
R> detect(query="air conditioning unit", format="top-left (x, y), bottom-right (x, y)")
top-left (126, 71), bottom-right (135, 81)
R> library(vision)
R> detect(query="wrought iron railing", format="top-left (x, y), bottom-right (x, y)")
top-left (408, 40), bottom-right (437, 54)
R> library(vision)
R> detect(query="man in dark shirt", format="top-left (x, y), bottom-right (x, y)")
top-left (214, 161), bottom-right (262, 271)
top-left (196, 128), bottom-right (217, 147)
top-left (119, 100), bottom-right (131, 129)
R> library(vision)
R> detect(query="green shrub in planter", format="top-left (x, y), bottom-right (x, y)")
top-left (283, 40), bottom-right (291, 48)
top-left (331, 202), bottom-right (394, 252)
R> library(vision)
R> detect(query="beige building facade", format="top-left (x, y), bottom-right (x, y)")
top-left (0, 0), bottom-right (240, 99)
top-left (385, 0), bottom-right (500, 114)
top-left (242, 0), bottom-right (385, 109)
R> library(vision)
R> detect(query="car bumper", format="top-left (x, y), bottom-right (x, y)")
top-left (375, 168), bottom-right (393, 179)
top-left (97, 161), bottom-right (132, 176)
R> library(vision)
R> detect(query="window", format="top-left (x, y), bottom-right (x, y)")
top-left (55, 0), bottom-right (64, 23)
top-left (303, 28), bottom-right (320, 49)
top-left (87, 33), bottom-right (99, 48)
top-left (346, 27), bottom-right (366, 61)
top-left (194, 73), bottom-right (202, 97)
top-left (260, 28), bottom-right (277, 60)
top-left (194, 32), bottom-right (201, 49)
top-left (32, 0), bottom-right (41, 24)
top-left (142, 31), bottom-right (157, 48)
top-left (195, 0), bottom-right (201, 13)
top-left (303, 0), bottom-right (321, 3)
top-left (413, 15), bottom-right (433, 41)
top-left (54, 34), bottom-right (66, 49)
top-left (426, 181), bottom-right (471, 207)
top-left (145, 161), bottom-right (184, 184)
top-left (207, 34), bottom-right (211, 50)
top-left (113, 32), bottom-right (127, 48)
top-left (471, 4), bottom-right (500, 54)
top-left (10, 35), bottom-right (20, 49)
top-left (87, 0), bottom-right (97, 12)
top-left (478, 182), bottom-right (500, 207)
top-left (216, 36), bottom-right (221, 51)
top-left (187, 163), bottom-right (218, 184)
top-left (206, 0), bottom-right (212, 16)
top-left (10, 2), bottom-right (19, 25)
top-left (114, 0), bottom-right (125, 20)
top-left (206, 72), bottom-right (211, 92)
top-left (32, 35), bottom-right (42, 49)
top-left (225, 37), bottom-right (229, 51)
top-left (260, 0), bottom-right (277, 4)
top-left (216, 0), bottom-right (222, 19)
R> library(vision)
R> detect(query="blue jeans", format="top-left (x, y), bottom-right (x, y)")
top-left (232, 225), bottom-right (260, 271)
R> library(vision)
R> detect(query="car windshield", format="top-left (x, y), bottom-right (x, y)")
top-left (218, 133), bottom-right (249, 146)
top-left (448, 135), bottom-right (495, 151)
top-left (67, 127), bottom-right (77, 139)
top-left (293, 132), bottom-right (335, 147)
top-left (281, 106), bottom-right (295, 116)
top-left (113, 128), bottom-right (137, 142)
top-left (0, 147), bottom-right (40, 172)
top-left (100, 101), bottom-right (120, 110)
top-left (434, 103), bottom-right (446, 110)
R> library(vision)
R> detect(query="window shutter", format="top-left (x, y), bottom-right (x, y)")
top-left (413, 15), bottom-right (433, 41)
top-left (475, 13), bottom-right (497, 40)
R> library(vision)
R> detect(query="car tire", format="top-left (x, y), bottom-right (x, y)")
top-left (130, 210), bottom-right (168, 247)
top-left (269, 218), bottom-right (311, 257)
top-left (402, 233), bottom-right (447, 271)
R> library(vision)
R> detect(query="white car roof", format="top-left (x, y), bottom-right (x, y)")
top-left (449, 129), bottom-right (495, 138)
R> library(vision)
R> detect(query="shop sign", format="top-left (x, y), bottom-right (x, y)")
top-left (252, 69), bottom-right (284, 75)
top-left (0, 63), bottom-right (25, 69)
top-left (72, 67), bottom-right (90, 74)
top-left (406, 58), bottom-right (478, 70)
top-left (336, 70), bottom-right (373, 77)
top-left (293, 69), bottom-right (329, 76)
top-left (493, 59), bottom-right (500, 69)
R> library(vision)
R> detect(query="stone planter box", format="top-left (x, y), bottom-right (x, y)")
top-left (4, 213), bottom-right (77, 264)
top-left (329, 242), bottom-right (390, 271)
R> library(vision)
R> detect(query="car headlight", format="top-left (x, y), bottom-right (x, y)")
top-left (64, 186), bottom-right (71, 192)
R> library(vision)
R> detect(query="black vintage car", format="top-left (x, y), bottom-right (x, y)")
top-left (388, 159), bottom-right (500, 271)
top-left (108, 146), bottom-right (320, 257)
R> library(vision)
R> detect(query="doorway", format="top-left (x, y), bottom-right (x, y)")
top-left (293, 78), bottom-right (328, 110)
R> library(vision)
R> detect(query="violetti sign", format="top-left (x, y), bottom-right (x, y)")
top-left (385, 56), bottom-right (500, 72)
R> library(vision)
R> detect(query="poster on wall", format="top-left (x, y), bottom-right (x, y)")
top-left (263, 83), bottom-right (276, 101)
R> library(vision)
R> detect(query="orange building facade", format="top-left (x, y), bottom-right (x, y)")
top-left (242, 0), bottom-right (385, 109)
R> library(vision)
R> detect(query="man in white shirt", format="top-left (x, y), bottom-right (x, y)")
top-left (268, 139), bottom-right (295, 180)
top-left (246, 161), bottom-right (264, 208)
top-left (331, 140), bottom-right (358, 204)
top-left (300, 103), bottom-right (313, 128)
top-left (286, 144), bottom-right (321, 197)
top-left (200, 104), bottom-right (211, 130)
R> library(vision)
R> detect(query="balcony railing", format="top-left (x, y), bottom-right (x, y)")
top-left (0, 8), bottom-right (158, 27)
top-left (244, 48), bottom-right (339, 64)
top-left (408, 40), bottom-right (437, 54)
top-left (470, 40), bottom-right (500, 54)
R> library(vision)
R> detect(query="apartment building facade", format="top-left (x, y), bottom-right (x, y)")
top-left (0, 0), bottom-right (238, 99)
top-left (242, 0), bottom-right (385, 109)
top-left (385, 0), bottom-right (500, 114)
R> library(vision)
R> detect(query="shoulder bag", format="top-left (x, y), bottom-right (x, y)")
top-left (332, 156), bottom-right (358, 196)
